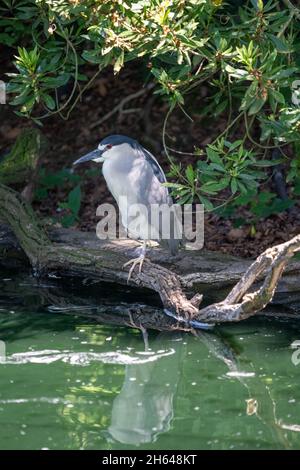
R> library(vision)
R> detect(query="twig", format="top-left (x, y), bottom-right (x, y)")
top-left (224, 77), bottom-right (233, 140)
top-left (211, 112), bottom-right (244, 145)
top-left (61, 66), bottom-right (102, 121)
top-left (282, 0), bottom-right (300, 20)
top-left (33, 26), bottom-right (79, 120)
top-left (90, 83), bottom-right (155, 129)
top-left (244, 113), bottom-right (288, 150)
top-left (120, 107), bottom-right (141, 115)
top-left (166, 146), bottom-right (203, 156)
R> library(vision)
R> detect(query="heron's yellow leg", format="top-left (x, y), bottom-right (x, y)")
top-left (123, 241), bottom-right (147, 282)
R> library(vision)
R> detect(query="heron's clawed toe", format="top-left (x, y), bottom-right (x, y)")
top-left (123, 256), bottom-right (146, 283)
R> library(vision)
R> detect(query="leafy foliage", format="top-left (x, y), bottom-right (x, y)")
top-left (1, 0), bottom-right (300, 220)
top-left (36, 167), bottom-right (101, 227)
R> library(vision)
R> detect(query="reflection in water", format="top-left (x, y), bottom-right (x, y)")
top-left (1, 271), bottom-right (300, 449)
top-left (107, 330), bottom-right (246, 446)
top-left (0, 348), bottom-right (174, 366)
top-left (108, 333), bottom-right (183, 445)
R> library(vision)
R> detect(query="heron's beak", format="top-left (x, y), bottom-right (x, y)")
top-left (73, 148), bottom-right (104, 165)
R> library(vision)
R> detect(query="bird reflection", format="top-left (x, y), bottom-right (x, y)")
top-left (108, 332), bottom-right (183, 445)
top-left (107, 329), bottom-right (241, 446)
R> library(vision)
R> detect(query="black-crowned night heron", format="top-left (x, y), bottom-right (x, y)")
top-left (74, 135), bottom-right (181, 281)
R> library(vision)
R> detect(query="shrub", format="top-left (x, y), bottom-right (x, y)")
top-left (1, 0), bottom-right (300, 213)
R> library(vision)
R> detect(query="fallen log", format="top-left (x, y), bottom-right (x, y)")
top-left (0, 184), bottom-right (300, 330)
top-left (1, 222), bottom-right (300, 294)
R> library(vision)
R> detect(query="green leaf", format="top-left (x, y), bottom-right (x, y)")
top-left (224, 64), bottom-right (249, 79)
top-left (231, 178), bottom-right (238, 194)
top-left (163, 183), bottom-right (186, 190)
top-left (41, 74), bottom-right (70, 88)
top-left (269, 34), bottom-right (293, 54)
top-left (61, 214), bottom-right (77, 228)
top-left (35, 188), bottom-right (48, 200)
top-left (68, 185), bottom-right (81, 215)
top-left (20, 95), bottom-right (35, 113)
top-left (248, 97), bottom-right (266, 116)
top-left (201, 178), bottom-right (230, 194)
top-left (269, 89), bottom-right (285, 105)
top-left (10, 89), bottom-right (32, 106)
top-left (237, 181), bottom-right (248, 194)
top-left (214, 100), bottom-right (228, 116)
top-left (270, 67), bottom-right (298, 80)
top-left (228, 140), bottom-right (243, 152)
top-left (177, 192), bottom-right (193, 204)
top-left (198, 195), bottom-right (214, 211)
top-left (185, 165), bottom-right (195, 184)
top-left (114, 50), bottom-right (124, 74)
top-left (82, 50), bottom-right (103, 64)
top-left (206, 147), bottom-right (223, 166)
top-left (177, 49), bottom-right (183, 65)
top-left (43, 93), bottom-right (56, 110)
top-left (252, 159), bottom-right (284, 167)
top-left (251, 0), bottom-right (264, 12)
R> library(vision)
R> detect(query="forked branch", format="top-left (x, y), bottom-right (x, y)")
top-left (197, 235), bottom-right (300, 323)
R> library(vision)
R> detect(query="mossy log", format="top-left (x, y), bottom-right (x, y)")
top-left (0, 184), bottom-right (300, 330)
top-left (0, 129), bottom-right (44, 186)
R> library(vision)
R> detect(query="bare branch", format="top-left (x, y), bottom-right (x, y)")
top-left (90, 83), bottom-right (155, 129)
top-left (197, 235), bottom-right (300, 323)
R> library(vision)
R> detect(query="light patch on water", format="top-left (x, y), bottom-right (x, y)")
top-left (48, 305), bottom-right (95, 312)
top-left (0, 348), bottom-right (175, 366)
top-left (226, 371), bottom-right (255, 378)
top-left (0, 397), bottom-right (72, 405)
top-left (279, 422), bottom-right (300, 432)
top-left (135, 351), bottom-right (156, 356)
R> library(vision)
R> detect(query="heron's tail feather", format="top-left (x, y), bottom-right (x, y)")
top-left (167, 207), bottom-right (182, 255)
top-left (167, 237), bottom-right (181, 256)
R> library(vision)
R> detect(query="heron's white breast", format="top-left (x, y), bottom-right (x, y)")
top-left (101, 149), bottom-right (167, 240)
top-left (102, 152), bottom-right (137, 202)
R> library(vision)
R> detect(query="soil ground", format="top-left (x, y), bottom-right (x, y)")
top-left (1, 54), bottom-right (299, 259)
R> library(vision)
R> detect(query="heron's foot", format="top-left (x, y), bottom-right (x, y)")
top-left (123, 255), bottom-right (146, 283)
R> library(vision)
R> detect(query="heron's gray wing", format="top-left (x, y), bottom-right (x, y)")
top-left (134, 143), bottom-right (167, 185)
top-left (142, 150), bottom-right (167, 185)
top-left (135, 144), bottom-right (181, 255)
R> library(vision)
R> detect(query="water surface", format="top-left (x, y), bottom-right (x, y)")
top-left (0, 272), bottom-right (300, 450)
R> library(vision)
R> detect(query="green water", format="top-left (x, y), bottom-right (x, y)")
top-left (0, 272), bottom-right (300, 450)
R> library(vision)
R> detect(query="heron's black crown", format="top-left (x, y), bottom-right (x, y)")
top-left (100, 135), bottom-right (137, 148)
top-left (100, 134), bottom-right (166, 185)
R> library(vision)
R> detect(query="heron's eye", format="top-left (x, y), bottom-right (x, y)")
top-left (106, 144), bottom-right (112, 150)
